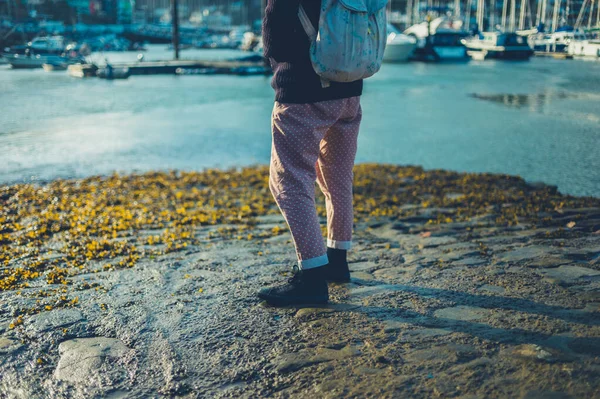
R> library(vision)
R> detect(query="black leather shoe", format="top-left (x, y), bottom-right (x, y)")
top-left (258, 266), bottom-right (329, 306)
top-left (323, 248), bottom-right (351, 283)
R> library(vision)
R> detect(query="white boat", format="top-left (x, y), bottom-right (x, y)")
top-left (404, 18), bottom-right (469, 62)
top-left (464, 32), bottom-right (534, 60)
top-left (567, 40), bottom-right (600, 58)
top-left (383, 24), bottom-right (417, 62)
top-left (530, 30), bottom-right (587, 52)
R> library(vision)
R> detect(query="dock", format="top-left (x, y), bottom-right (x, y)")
top-left (534, 51), bottom-right (574, 59)
top-left (116, 59), bottom-right (269, 75)
top-left (68, 58), bottom-right (271, 78)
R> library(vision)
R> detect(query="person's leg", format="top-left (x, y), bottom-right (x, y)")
top-left (315, 97), bottom-right (362, 282)
top-left (259, 99), bottom-right (347, 306)
top-left (268, 102), bottom-right (330, 269)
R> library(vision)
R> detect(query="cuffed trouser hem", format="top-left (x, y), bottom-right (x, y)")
top-left (298, 254), bottom-right (329, 270)
top-left (327, 239), bottom-right (352, 250)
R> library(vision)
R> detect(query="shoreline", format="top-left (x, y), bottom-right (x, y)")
top-left (1, 162), bottom-right (598, 200)
top-left (1, 164), bottom-right (599, 398)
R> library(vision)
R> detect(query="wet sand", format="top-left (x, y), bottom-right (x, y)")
top-left (0, 165), bottom-right (599, 398)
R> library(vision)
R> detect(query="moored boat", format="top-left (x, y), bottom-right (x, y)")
top-left (464, 32), bottom-right (534, 60)
top-left (567, 39), bottom-right (600, 58)
top-left (2, 53), bottom-right (82, 69)
top-left (383, 24), bottom-right (417, 63)
top-left (404, 18), bottom-right (469, 62)
top-left (530, 29), bottom-right (586, 52)
top-left (2, 36), bottom-right (85, 69)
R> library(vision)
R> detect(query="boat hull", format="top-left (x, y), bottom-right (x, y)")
top-left (532, 43), bottom-right (568, 52)
top-left (568, 41), bottom-right (600, 58)
top-left (2, 54), bottom-right (71, 69)
top-left (464, 32), bottom-right (534, 61)
top-left (434, 46), bottom-right (468, 60)
top-left (411, 46), bottom-right (468, 62)
top-left (383, 42), bottom-right (417, 63)
top-left (466, 48), bottom-right (534, 60)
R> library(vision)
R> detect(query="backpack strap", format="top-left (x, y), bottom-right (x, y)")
top-left (298, 4), bottom-right (331, 88)
top-left (298, 5), bottom-right (317, 42)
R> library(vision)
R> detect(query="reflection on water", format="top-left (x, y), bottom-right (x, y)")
top-left (470, 92), bottom-right (573, 112)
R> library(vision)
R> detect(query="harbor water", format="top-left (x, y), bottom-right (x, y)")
top-left (0, 47), bottom-right (599, 197)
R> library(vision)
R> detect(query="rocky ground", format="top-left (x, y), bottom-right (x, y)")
top-left (0, 165), bottom-right (599, 398)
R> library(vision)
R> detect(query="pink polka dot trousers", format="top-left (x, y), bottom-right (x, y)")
top-left (269, 96), bottom-right (362, 270)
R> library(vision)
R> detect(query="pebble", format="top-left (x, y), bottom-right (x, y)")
top-left (54, 337), bottom-right (133, 384)
top-left (0, 337), bottom-right (21, 353)
top-left (350, 262), bottom-right (378, 271)
top-left (399, 328), bottom-right (453, 342)
top-left (453, 257), bottom-right (487, 267)
top-left (540, 265), bottom-right (600, 283)
top-left (26, 309), bottom-right (85, 334)
top-left (433, 306), bottom-right (491, 322)
top-left (496, 246), bottom-right (570, 268)
top-left (478, 284), bottom-right (506, 294)
top-left (511, 344), bottom-right (568, 363)
top-left (294, 307), bottom-right (335, 319)
top-left (272, 346), bottom-right (360, 374)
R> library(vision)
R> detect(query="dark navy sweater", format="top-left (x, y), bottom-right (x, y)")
top-left (262, 0), bottom-right (363, 104)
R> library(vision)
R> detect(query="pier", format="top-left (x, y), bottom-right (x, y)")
top-left (118, 59), bottom-right (269, 76)
top-left (67, 57), bottom-right (271, 78)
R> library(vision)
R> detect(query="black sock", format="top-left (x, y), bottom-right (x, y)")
top-left (327, 247), bottom-right (347, 265)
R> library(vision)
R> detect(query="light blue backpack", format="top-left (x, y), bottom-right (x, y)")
top-left (298, 0), bottom-right (389, 87)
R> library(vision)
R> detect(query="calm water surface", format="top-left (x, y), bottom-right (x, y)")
top-left (1, 47), bottom-right (599, 196)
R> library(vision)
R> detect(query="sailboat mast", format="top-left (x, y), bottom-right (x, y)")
top-left (490, 0), bottom-right (496, 28)
top-left (589, 0), bottom-right (595, 28)
top-left (477, 0), bottom-right (485, 28)
top-left (551, 0), bottom-right (561, 32)
top-left (574, 0), bottom-right (588, 28)
top-left (527, 0), bottom-right (534, 26)
top-left (519, 0), bottom-right (527, 28)
top-left (540, 0), bottom-right (547, 23)
top-left (414, 0), bottom-right (420, 28)
top-left (502, 0), bottom-right (509, 28)
top-left (509, 0), bottom-right (516, 30)
top-left (455, 0), bottom-right (461, 17)
top-left (171, 0), bottom-right (180, 59)
top-left (466, 0), bottom-right (473, 29)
